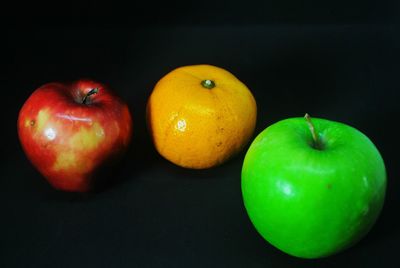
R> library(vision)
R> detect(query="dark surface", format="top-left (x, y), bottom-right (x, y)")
top-left (2, 2), bottom-right (400, 267)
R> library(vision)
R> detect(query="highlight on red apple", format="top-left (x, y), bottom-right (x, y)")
top-left (17, 79), bottom-right (133, 192)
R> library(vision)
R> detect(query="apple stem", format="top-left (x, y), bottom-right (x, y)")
top-left (82, 88), bottom-right (99, 104)
top-left (304, 113), bottom-right (322, 150)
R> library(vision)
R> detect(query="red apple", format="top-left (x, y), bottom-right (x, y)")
top-left (17, 79), bottom-right (133, 192)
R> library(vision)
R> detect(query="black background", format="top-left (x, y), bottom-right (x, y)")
top-left (2, 0), bottom-right (400, 267)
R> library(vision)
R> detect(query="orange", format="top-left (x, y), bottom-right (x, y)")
top-left (147, 64), bottom-right (257, 169)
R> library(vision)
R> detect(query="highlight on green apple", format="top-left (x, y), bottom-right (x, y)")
top-left (241, 114), bottom-right (386, 259)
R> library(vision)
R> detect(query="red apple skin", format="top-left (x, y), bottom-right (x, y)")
top-left (17, 79), bottom-right (132, 192)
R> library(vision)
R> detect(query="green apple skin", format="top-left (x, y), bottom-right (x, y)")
top-left (241, 117), bottom-right (386, 259)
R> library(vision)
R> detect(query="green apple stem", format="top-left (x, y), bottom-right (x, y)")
top-left (82, 88), bottom-right (99, 104)
top-left (201, 79), bottom-right (216, 89)
top-left (304, 113), bottom-right (322, 150)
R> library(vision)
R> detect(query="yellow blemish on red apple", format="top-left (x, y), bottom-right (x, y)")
top-left (69, 122), bottom-right (105, 150)
top-left (52, 122), bottom-right (105, 172)
top-left (25, 119), bottom-right (37, 128)
top-left (36, 109), bottom-right (51, 132)
top-left (53, 151), bottom-right (78, 171)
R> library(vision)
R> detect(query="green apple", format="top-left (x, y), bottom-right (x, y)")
top-left (241, 114), bottom-right (386, 259)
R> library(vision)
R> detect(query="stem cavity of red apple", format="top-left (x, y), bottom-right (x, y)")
top-left (304, 113), bottom-right (323, 150)
top-left (82, 88), bottom-right (99, 105)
